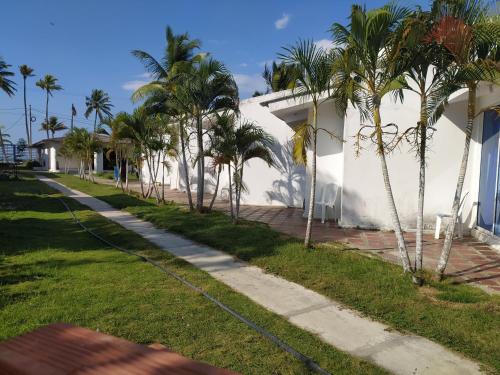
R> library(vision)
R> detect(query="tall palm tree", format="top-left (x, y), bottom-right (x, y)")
top-left (232, 121), bottom-right (274, 223)
top-left (205, 111), bottom-right (237, 212)
top-left (36, 75), bottom-right (62, 139)
top-left (181, 57), bottom-right (239, 212)
top-left (262, 61), bottom-right (297, 92)
top-left (85, 89), bottom-right (113, 131)
top-left (394, 8), bottom-right (460, 281)
top-left (331, 4), bottom-right (414, 273)
top-left (132, 26), bottom-right (201, 210)
top-left (0, 58), bottom-right (16, 96)
top-left (279, 39), bottom-right (338, 248)
top-left (19, 65), bottom-right (35, 159)
top-left (428, 0), bottom-right (500, 278)
top-left (41, 116), bottom-right (67, 138)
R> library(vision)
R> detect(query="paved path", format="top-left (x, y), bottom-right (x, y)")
top-left (93, 176), bottom-right (500, 293)
top-left (38, 176), bottom-right (481, 375)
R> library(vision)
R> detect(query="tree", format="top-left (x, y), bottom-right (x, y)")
top-left (36, 75), bottom-right (62, 139)
top-left (85, 89), bottom-right (113, 132)
top-left (231, 121), bottom-right (274, 223)
top-left (0, 58), bottom-right (15, 97)
top-left (263, 61), bottom-right (297, 92)
top-left (179, 57), bottom-right (239, 212)
top-left (331, 4), bottom-right (414, 272)
top-left (131, 25), bottom-right (201, 210)
top-left (41, 116), bottom-right (67, 138)
top-left (64, 128), bottom-right (101, 181)
top-left (19, 65), bottom-right (35, 160)
top-left (279, 39), bottom-right (338, 247)
top-left (428, 0), bottom-right (500, 278)
top-left (394, 7), bottom-right (460, 282)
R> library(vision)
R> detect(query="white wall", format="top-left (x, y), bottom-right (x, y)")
top-left (341, 84), bottom-right (500, 231)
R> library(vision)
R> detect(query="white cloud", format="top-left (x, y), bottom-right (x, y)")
top-left (138, 72), bottom-right (153, 79)
top-left (239, 63), bottom-right (248, 67)
top-left (275, 13), bottom-right (290, 30)
top-left (314, 39), bottom-right (335, 51)
top-left (122, 80), bottom-right (149, 91)
top-left (233, 73), bottom-right (267, 98)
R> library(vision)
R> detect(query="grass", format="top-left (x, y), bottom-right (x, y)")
top-left (95, 170), bottom-right (138, 181)
top-left (47, 172), bottom-right (500, 374)
top-left (0, 175), bottom-right (385, 375)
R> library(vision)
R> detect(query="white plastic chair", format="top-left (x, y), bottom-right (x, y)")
top-left (434, 192), bottom-right (469, 239)
top-left (315, 183), bottom-right (338, 224)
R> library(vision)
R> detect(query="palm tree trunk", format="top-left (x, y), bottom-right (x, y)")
top-left (162, 156), bottom-right (165, 204)
top-left (179, 121), bottom-right (194, 210)
top-left (45, 91), bottom-right (49, 139)
top-left (415, 92), bottom-right (428, 281)
top-left (304, 105), bottom-right (318, 248)
top-left (228, 163), bottom-right (234, 219)
top-left (22, 77), bottom-right (31, 160)
top-left (125, 158), bottom-right (129, 191)
top-left (209, 165), bottom-right (222, 211)
top-left (139, 159), bottom-right (146, 198)
top-left (436, 83), bottom-right (476, 278)
top-left (196, 114), bottom-right (205, 212)
top-left (93, 110), bottom-right (98, 132)
top-left (235, 164), bottom-right (244, 223)
top-left (374, 105), bottom-right (412, 273)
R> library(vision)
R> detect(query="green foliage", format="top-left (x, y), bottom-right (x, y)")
top-left (0, 57), bottom-right (16, 96)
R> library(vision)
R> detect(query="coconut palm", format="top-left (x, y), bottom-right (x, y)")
top-left (132, 26), bottom-right (201, 210)
top-left (232, 121), bottom-right (274, 223)
top-left (173, 57), bottom-right (239, 212)
top-left (427, 0), bottom-right (500, 278)
top-left (40, 116), bottom-right (67, 138)
top-left (263, 61), bottom-right (297, 92)
top-left (19, 65), bottom-right (35, 159)
top-left (85, 89), bottom-right (113, 131)
top-left (331, 4), bottom-right (414, 272)
top-left (0, 58), bottom-right (16, 97)
top-left (205, 112), bottom-right (237, 212)
top-left (394, 8), bottom-right (460, 281)
top-left (279, 39), bottom-right (338, 248)
top-left (36, 75), bottom-right (62, 139)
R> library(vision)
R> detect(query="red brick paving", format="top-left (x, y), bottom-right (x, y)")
top-left (94, 178), bottom-right (500, 294)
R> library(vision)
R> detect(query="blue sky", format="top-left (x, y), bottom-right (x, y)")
top-left (1, 0), bottom-right (427, 143)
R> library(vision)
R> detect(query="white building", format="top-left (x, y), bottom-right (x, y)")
top-left (144, 83), bottom-right (500, 244)
top-left (32, 134), bottom-right (111, 173)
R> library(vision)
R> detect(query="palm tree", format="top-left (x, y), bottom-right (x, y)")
top-left (180, 57), bottom-right (239, 212)
top-left (232, 121), bottom-right (274, 223)
top-left (394, 8), bottom-right (460, 282)
top-left (41, 116), bottom-right (67, 138)
top-left (132, 26), bottom-right (201, 210)
top-left (279, 39), bottom-right (338, 248)
top-left (85, 89), bottom-right (113, 131)
top-left (36, 75), bottom-right (62, 139)
top-left (331, 4), bottom-right (414, 273)
top-left (428, 0), bottom-right (500, 278)
top-left (19, 65), bottom-right (35, 159)
top-left (0, 58), bottom-right (16, 96)
top-left (205, 112), bottom-right (237, 212)
top-left (262, 61), bottom-right (297, 92)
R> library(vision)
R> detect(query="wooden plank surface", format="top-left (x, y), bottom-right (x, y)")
top-left (0, 323), bottom-right (240, 375)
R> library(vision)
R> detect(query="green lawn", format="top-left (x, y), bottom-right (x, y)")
top-left (49, 172), bottom-right (500, 374)
top-left (0, 175), bottom-right (384, 375)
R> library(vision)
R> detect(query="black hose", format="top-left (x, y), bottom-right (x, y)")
top-left (58, 197), bottom-right (332, 375)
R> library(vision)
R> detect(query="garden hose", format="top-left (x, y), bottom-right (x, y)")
top-left (58, 197), bottom-right (331, 375)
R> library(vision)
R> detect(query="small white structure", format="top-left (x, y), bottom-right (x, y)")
top-left (144, 83), bottom-right (500, 244)
top-left (32, 134), bottom-right (111, 173)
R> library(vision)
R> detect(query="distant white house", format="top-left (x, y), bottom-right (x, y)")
top-left (32, 134), bottom-right (111, 173)
top-left (143, 83), bottom-right (500, 244)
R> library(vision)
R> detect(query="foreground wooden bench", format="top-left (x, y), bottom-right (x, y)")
top-left (0, 323), bottom-right (239, 374)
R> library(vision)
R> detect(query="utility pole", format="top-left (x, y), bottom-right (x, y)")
top-left (29, 105), bottom-right (36, 161)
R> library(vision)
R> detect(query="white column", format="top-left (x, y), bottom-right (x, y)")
top-left (49, 146), bottom-right (57, 172)
top-left (93, 151), bottom-right (103, 173)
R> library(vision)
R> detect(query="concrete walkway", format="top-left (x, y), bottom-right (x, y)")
top-left (38, 176), bottom-right (481, 375)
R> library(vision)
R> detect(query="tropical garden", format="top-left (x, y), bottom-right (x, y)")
top-left (1, 0), bottom-right (499, 373)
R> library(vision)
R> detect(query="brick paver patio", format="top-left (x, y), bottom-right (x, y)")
top-left (94, 177), bottom-right (500, 293)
